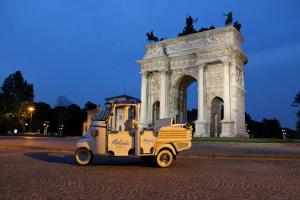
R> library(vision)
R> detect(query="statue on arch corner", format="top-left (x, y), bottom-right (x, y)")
top-left (178, 15), bottom-right (198, 37)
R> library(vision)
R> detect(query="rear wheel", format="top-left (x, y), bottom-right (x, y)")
top-left (75, 148), bottom-right (93, 166)
top-left (155, 149), bottom-right (174, 168)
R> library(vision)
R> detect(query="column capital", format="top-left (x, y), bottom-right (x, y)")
top-left (196, 61), bottom-right (206, 68)
top-left (141, 71), bottom-right (148, 76)
top-left (141, 71), bottom-right (153, 78)
top-left (160, 69), bottom-right (167, 74)
top-left (160, 69), bottom-right (171, 76)
top-left (221, 57), bottom-right (231, 65)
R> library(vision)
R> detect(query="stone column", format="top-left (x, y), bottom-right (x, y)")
top-left (194, 64), bottom-right (207, 137)
top-left (221, 62), bottom-right (234, 136)
top-left (160, 70), bottom-right (167, 118)
top-left (140, 72), bottom-right (148, 128)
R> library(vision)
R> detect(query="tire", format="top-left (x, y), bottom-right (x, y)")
top-left (75, 148), bottom-right (93, 166)
top-left (155, 149), bottom-right (174, 168)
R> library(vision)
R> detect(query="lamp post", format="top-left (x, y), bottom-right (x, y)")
top-left (282, 129), bottom-right (287, 140)
top-left (43, 121), bottom-right (49, 135)
top-left (28, 106), bottom-right (35, 133)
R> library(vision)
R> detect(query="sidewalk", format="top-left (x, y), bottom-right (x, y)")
top-left (1, 136), bottom-right (300, 159)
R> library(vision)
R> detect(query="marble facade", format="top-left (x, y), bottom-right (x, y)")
top-left (138, 27), bottom-right (247, 137)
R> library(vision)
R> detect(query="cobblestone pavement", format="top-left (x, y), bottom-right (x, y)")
top-left (1, 148), bottom-right (300, 200)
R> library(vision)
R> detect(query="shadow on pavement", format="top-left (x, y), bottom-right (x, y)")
top-left (24, 152), bottom-right (151, 167)
top-left (24, 152), bottom-right (75, 165)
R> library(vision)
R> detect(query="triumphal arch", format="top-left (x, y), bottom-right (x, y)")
top-left (138, 27), bottom-right (247, 137)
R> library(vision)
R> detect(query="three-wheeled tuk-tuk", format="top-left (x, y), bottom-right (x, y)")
top-left (75, 99), bottom-right (192, 168)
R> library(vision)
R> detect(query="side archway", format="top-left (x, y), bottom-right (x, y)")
top-left (210, 97), bottom-right (224, 137)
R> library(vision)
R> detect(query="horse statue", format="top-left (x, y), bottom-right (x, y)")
top-left (146, 30), bottom-right (159, 43)
top-left (233, 21), bottom-right (241, 32)
top-left (223, 11), bottom-right (233, 26)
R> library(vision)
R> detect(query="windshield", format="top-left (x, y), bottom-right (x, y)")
top-left (94, 104), bottom-right (111, 121)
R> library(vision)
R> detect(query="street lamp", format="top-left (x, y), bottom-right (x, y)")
top-left (43, 121), bottom-right (49, 135)
top-left (28, 106), bottom-right (35, 133)
top-left (282, 129), bottom-right (287, 140)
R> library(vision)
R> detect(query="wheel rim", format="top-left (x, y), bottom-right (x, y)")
top-left (78, 150), bottom-right (89, 162)
top-left (160, 153), bottom-right (170, 164)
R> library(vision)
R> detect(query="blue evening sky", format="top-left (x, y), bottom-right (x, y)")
top-left (0, 0), bottom-right (299, 129)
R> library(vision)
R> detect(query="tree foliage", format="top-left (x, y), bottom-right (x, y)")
top-left (55, 95), bottom-right (72, 107)
top-left (0, 71), bottom-right (34, 132)
top-left (292, 91), bottom-right (300, 132)
top-left (63, 104), bottom-right (85, 136)
top-left (246, 112), bottom-right (298, 139)
top-left (84, 101), bottom-right (97, 111)
top-left (31, 102), bottom-right (53, 132)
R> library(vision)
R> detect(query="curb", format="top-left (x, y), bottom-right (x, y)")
top-left (179, 153), bottom-right (300, 160)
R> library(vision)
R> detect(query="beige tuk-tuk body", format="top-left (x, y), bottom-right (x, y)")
top-left (75, 96), bottom-right (192, 168)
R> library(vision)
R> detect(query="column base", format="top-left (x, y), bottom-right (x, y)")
top-left (194, 120), bottom-right (208, 137)
top-left (221, 120), bottom-right (234, 137)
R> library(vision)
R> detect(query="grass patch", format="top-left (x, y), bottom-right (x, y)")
top-left (192, 137), bottom-right (298, 143)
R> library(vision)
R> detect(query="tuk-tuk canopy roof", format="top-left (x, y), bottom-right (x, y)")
top-left (105, 95), bottom-right (141, 104)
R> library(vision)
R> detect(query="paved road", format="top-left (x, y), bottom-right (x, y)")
top-left (1, 136), bottom-right (300, 158)
top-left (0, 148), bottom-right (300, 200)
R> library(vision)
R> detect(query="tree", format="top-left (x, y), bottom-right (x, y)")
top-left (63, 104), bottom-right (85, 136)
top-left (187, 109), bottom-right (197, 123)
top-left (246, 113), bottom-right (289, 139)
top-left (53, 95), bottom-right (72, 134)
top-left (84, 101), bottom-right (97, 111)
top-left (52, 106), bottom-right (66, 135)
top-left (245, 112), bottom-right (265, 138)
top-left (31, 102), bottom-right (53, 134)
top-left (0, 71), bottom-right (34, 132)
top-left (55, 95), bottom-right (72, 107)
top-left (262, 118), bottom-right (282, 138)
top-left (292, 92), bottom-right (300, 132)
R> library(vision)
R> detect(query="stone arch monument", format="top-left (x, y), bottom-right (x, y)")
top-left (138, 27), bottom-right (247, 137)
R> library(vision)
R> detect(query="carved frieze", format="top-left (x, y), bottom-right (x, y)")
top-left (166, 33), bottom-right (225, 55)
top-left (145, 45), bottom-right (168, 59)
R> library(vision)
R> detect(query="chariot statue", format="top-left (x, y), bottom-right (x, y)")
top-left (223, 11), bottom-right (233, 26)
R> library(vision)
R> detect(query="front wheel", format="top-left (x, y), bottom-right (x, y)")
top-left (75, 148), bottom-right (93, 166)
top-left (155, 149), bottom-right (174, 168)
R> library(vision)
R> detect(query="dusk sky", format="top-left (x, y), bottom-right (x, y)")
top-left (0, 0), bottom-right (299, 129)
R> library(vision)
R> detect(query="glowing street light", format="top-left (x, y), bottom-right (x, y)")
top-left (282, 129), bottom-right (287, 140)
top-left (28, 106), bottom-right (35, 133)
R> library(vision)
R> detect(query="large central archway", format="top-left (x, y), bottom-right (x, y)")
top-left (172, 74), bottom-right (197, 124)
